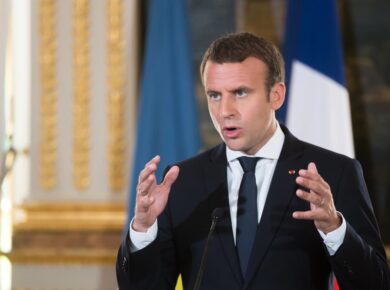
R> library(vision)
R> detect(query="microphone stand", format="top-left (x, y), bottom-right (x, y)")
top-left (193, 208), bottom-right (224, 290)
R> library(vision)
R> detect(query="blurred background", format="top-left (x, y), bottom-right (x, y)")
top-left (0, 0), bottom-right (389, 289)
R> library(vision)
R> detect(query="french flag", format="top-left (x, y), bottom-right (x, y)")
top-left (282, 1), bottom-right (353, 289)
top-left (282, 0), bottom-right (354, 159)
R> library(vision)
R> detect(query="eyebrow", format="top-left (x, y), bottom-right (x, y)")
top-left (228, 86), bottom-right (253, 94)
top-left (205, 90), bottom-right (220, 95)
top-left (205, 86), bottom-right (254, 96)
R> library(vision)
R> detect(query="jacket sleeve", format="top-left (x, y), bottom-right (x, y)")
top-left (329, 159), bottom-right (390, 290)
top-left (116, 205), bottom-right (179, 290)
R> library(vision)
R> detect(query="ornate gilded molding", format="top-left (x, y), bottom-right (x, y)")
top-left (8, 202), bottom-right (125, 264)
top-left (13, 202), bottom-right (125, 231)
top-left (106, 0), bottom-right (126, 192)
top-left (72, 0), bottom-right (91, 189)
top-left (38, 0), bottom-right (58, 190)
top-left (7, 202), bottom-right (125, 265)
top-left (5, 249), bottom-right (117, 265)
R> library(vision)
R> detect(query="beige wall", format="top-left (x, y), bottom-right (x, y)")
top-left (6, 1), bottom-right (140, 289)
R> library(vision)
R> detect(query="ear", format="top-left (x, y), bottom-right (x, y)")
top-left (270, 82), bottom-right (286, 110)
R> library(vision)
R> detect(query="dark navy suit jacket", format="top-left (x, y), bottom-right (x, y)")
top-left (117, 126), bottom-right (389, 290)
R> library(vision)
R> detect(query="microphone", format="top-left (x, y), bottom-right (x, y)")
top-left (193, 208), bottom-right (224, 290)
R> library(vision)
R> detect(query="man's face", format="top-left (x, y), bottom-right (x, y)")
top-left (203, 57), bottom-right (285, 155)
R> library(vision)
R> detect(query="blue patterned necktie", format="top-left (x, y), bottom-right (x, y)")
top-left (236, 156), bottom-right (260, 277)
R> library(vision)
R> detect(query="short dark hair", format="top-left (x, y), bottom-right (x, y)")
top-left (200, 32), bottom-right (285, 94)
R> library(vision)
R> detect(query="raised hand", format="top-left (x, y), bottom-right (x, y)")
top-left (293, 162), bottom-right (341, 234)
top-left (132, 155), bottom-right (180, 232)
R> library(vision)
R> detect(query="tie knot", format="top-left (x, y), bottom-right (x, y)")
top-left (238, 157), bottom-right (260, 173)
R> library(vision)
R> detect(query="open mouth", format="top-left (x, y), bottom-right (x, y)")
top-left (223, 126), bottom-right (240, 138)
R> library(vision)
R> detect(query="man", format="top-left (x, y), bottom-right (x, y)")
top-left (117, 32), bottom-right (390, 289)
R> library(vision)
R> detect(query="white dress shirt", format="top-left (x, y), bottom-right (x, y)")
top-left (225, 122), bottom-right (284, 243)
top-left (130, 122), bottom-right (346, 255)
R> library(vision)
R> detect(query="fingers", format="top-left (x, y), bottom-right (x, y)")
top-left (293, 162), bottom-right (341, 233)
top-left (137, 155), bottom-right (161, 197)
top-left (139, 174), bottom-right (157, 197)
top-left (296, 189), bottom-right (324, 207)
top-left (298, 163), bottom-right (322, 183)
top-left (138, 155), bottom-right (160, 184)
top-left (293, 209), bottom-right (323, 220)
top-left (296, 162), bottom-right (330, 196)
top-left (307, 162), bottom-right (317, 173)
top-left (296, 176), bottom-right (330, 197)
top-left (137, 166), bottom-right (178, 216)
top-left (295, 162), bottom-right (330, 207)
top-left (134, 157), bottom-right (179, 232)
top-left (293, 207), bottom-right (341, 234)
top-left (136, 165), bottom-right (179, 207)
top-left (137, 157), bottom-right (179, 191)
top-left (136, 157), bottom-right (180, 200)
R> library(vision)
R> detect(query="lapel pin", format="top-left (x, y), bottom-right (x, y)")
top-left (288, 169), bottom-right (296, 175)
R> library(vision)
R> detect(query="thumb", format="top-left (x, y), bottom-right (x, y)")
top-left (162, 166), bottom-right (180, 189)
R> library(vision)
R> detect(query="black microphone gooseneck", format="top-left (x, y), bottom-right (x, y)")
top-left (193, 208), bottom-right (224, 290)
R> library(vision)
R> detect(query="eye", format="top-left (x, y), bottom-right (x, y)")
top-left (235, 89), bottom-right (247, 98)
top-left (208, 92), bottom-right (221, 101)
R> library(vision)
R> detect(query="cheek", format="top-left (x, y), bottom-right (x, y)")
top-left (242, 106), bottom-right (263, 121)
top-left (208, 103), bottom-right (218, 118)
top-left (208, 107), bottom-right (220, 126)
top-left (242, 107), bottom-right (271, 129)
top-left (209, 115), bottom-right (222, 134)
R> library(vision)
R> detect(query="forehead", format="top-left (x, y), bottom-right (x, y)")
top-left (203, 57), bottom-right (268, 89)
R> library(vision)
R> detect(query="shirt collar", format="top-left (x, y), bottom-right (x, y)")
top-left (226, 122), bottom-right (285, 162)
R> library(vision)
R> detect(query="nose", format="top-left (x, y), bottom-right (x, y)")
top-left (220, 96), bottom-right (236, 118)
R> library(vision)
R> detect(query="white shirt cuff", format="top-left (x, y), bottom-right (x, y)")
top-left (129, 219), bottom-right (158, 253)
top-left (318, 212), bottom-right (346, 256)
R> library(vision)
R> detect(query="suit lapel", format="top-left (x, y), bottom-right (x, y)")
top-left (244, 127), bottom-right (306, 288)
top-left (205, 144), bottom-right (243, 285)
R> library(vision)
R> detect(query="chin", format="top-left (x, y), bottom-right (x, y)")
top-left (225, 141), bottom-right (244, 152)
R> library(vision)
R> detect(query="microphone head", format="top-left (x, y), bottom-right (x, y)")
top-left (211, 208), bottom-right (224, 221)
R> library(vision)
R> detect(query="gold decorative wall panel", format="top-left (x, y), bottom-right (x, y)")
top-left (106, 0), bottom-right (126, 191)
top-left (38, 0), bottom-right (58, 190)
top-left (72, 0), bottom-right (91, 189)
top-left (10, 202), bottom-right (125, 264)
